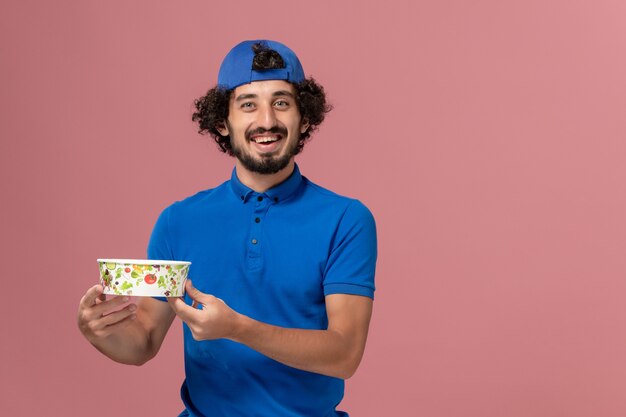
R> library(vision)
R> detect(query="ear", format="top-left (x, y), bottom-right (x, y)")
top-left (216, 120), bottom-right (229, 137)
top-left (300, 118), bottom-right (310, 134)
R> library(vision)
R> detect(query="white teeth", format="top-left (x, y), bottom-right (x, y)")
top-left (253, 136), bottom-right (279, 143)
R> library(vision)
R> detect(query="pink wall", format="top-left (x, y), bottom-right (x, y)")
top-left (2, 0), bottom-right (626, 415)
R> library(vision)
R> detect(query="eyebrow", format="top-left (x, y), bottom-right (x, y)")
top-left (235, 93), bottom-right (257, 102)
top-left (272, 90), bottom-right (295, 98)
top-left (234, 90), bottom-right (295, 102)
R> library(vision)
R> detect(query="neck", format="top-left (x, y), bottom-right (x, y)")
top-left (235, 160), bottom-right (295, 193)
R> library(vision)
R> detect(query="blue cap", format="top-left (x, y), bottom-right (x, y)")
top-left (217, 40), bottom-right (305, 90)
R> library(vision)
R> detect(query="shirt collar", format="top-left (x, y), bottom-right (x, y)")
top-left (230, 164), bottom-right (304, 204)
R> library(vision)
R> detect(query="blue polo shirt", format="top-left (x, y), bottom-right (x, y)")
top-left (147, 164), bottom-right (377, 417)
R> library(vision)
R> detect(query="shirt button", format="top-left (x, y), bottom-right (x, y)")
top-left (257, 196), bottom-right (263, 202)
top-left (240, 195), bottom-right (244, 201)
top-left (255, 217), bottom-right (261, 223)
top-left (251, 239), bottom-right (258, 244)
top-left (273, 197), bottom-right (279, 203)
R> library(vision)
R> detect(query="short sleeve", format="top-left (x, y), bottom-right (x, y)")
top-left (147, 206), bottom-right (174, 302)
top-left (323, 200), bottom-right (377, 299)
top-left (147, 206), bottom-right (175, 261)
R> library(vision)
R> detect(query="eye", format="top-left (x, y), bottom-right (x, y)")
top-left (274, 100), bottom-right (290, 109)
top-left (240, 102), bottom-right (255, 111)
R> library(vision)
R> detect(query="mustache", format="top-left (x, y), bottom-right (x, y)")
top-left (245, 126), bottom-right (288, 140)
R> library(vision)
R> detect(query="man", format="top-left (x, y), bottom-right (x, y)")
top-left (78, 40), bottom-right (377, 416)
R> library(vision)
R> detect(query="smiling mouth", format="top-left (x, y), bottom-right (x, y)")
top-left (246, 126), bottom-right (288, 145)
top-left (250, 135), bottom-right (282, 144)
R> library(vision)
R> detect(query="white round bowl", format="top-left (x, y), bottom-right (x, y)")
top-left (97, 259), bottom-right (191, 297)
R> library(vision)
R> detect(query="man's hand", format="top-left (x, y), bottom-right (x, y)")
top-left (168, 280), bottom-right (242, 341)
top-left (77, 284), bottom-right (175, 365)
top-left (77, 284), bottom-right (137, 342)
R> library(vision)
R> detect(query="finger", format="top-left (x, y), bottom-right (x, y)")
top-left (185, 280), bottom-right (200, 309)
top-left (94, 312), bottom-right (137, 338)
top-left (97, 303), bottom-right (137, 328)
top-left (167, 296), bottom-right (196, 322)
top-left (79, 285), bottom-right (104, 308)
top-left (185, 280), bottom-right (207, 305)
top-left (87, 296), bottom-right (131, 320)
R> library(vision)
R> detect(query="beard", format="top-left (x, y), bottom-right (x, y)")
top-left (230, 126), bottom-right (300, 175)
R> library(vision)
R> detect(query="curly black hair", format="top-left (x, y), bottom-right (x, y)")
top-left (192, 43), bottom-right (332, 155)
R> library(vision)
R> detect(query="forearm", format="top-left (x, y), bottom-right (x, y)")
top-left (169, 283), bottom-right (373, 379)
top-left (230, 315), bottom-right (364, 379)
top-left (79, 290), bottom-right (175, 366)
top-left (87, 317), bottom-right (159, 366)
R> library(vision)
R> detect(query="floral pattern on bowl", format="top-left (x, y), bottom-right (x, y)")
top-left (97, 259), bottom-right (191, 297)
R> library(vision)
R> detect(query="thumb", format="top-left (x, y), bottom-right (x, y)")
top-left (185, 280), bottom-right (207, 305)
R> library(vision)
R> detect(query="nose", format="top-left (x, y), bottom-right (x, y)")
top-left (257, 103), bottom-right (278, 129)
